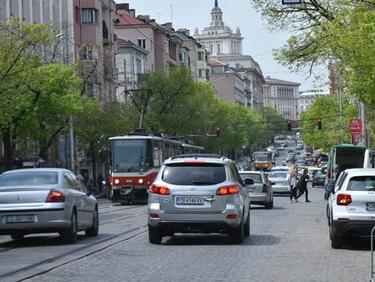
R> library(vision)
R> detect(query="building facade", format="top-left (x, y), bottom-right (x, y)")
top-left (263, 77), bottom-right (301, 120)
top-left (299, 89), bottom-right (330, 114)
top-left (194, 0), bottom-right (265, 108)
top-left (209, 59), bottom-right (250, 106)
top-left (0, 0), bottom-right (117, 102)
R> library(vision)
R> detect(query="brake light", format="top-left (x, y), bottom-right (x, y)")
top-left (217, 185), bottom-right (239, 196)
top-left (149, 184), bottom-right (170, 195)
top-left (46, 190), bottom-right (65, 202)
top-left (183, 160), bottom-right (206, 164)
top-left (337, 194), bottom-right (352, 206)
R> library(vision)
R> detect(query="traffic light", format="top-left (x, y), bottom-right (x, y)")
top-left (317, 117), bottom-right (322, 130)
top-left (287, 120), bottom-right (292, 131)
top-left (215, 127), bottom-right (221, 137)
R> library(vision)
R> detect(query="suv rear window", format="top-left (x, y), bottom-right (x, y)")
top-left (240, 173), bottom-right (262, 183)
top-left (347, 176), bottom-right (375, 191)
top-left (162, 163), bottom-right (226, 185)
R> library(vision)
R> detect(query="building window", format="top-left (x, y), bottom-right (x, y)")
top-left (217, 43), bottom-right (221, 54)
top-left (85, 83), bottom-right (95, 97)
top-left (197, 51), bottom-right (204, 61)
top-left (81, 8), bottom-right (96, 24)
top-left (198, 69), bottom-right (203, 77)
top-left (81, 46), bottom-right (96, 61)
top-left (138, 39), bottom-right (146, 49)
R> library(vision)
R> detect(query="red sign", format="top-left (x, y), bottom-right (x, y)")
top-left (350, 119), bottom-right (362, 134)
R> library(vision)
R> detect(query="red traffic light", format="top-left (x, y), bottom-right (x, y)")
top-left (215, 127), bottom-right (221, 136)
top-left (317, 117), bottom-right (322, 130)
top-left (287, 120), bottom-right (292, 131)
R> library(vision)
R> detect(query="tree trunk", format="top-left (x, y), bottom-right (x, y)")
top-left (2, 128), bottom-right (12, 171)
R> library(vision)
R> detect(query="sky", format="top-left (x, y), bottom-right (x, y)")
top-left (118, 0), bottom-right (328, 91)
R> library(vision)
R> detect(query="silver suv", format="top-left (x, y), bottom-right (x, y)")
top-left (148, 154), bottom-right (251, 244)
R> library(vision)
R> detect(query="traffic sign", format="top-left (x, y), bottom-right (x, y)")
top-left (350, 119), bottom-right (362, 134)
top-left (282, 0), bottom-right (302, 4)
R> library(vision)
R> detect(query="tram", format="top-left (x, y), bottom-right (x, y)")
top-left (108, 131), bottom-right (204, 204)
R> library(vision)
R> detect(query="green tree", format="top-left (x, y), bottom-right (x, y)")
top-left (300, 96), bottom-right (357, 150)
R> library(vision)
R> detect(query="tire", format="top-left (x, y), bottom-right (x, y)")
top-left (312, 183), bottom-right (315, 188)
top-left (85, 208), bottom-right (99, 237)
top-left (265, 197), bottom-right (273, 209)
top-left (244, 211), bottom-right (250, 237)
top-left (230, 220), bottom-right (244, 244)
top-left (10, 233), bottom-right (24, 240)
top-left (60, 211), bottom-right (78, 244)
top-left (329, 225), bottom-right (344, 249)
top-left (148, 225), bottom-right (162, 244)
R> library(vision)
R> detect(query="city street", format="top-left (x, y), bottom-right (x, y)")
top-left (0, 184), bottom-right (373, 282)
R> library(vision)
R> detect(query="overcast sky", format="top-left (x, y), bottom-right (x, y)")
top-left (118, 0), bottom-right (328, 91)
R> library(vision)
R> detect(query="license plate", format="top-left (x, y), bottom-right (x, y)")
top-left (6, 215), bottom-right (35, 224)
top-left (367, 202), bottom-right (375, 211)
top-left (176, 196), bottom-right (204, 205)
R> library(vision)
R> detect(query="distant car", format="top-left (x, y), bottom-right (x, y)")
top-left (296, 158), bottom-right (305, 167)
top-left (148, 154), bottom-right (251, 244)
top-left (268, 170), bottom-right (289, 194)
top-left (0, 168), bottom-right (99, 243)
top-left (239, 171), bottom-right (273, 209)
top-left (296, 143), bottom-right (304, 150)
top-left (271, 166), bottom-right (289, 172)
top-left (327, 169), bottom-right (375, 248)
top-left (287, 153), bottom-right (295, 162)
top-left (312, 171), bottom-right (326, 187)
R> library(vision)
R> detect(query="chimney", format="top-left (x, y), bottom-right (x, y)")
top-left (137, 15), bottom-right (150, 23)
top-left (129, 9), bottom-right (135, 17)
top-left (116, 3), bottom-right (129, 14)
top-left (178, 29), bottom-right (190, 36)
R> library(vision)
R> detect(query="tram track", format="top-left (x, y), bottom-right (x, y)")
top-left (1, 225), bottom-right (147, 281)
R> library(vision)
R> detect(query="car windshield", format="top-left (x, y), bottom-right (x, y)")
top-left (347, 176), bottom-right (375, 191)
top-left (240, 173), bottom-right (262, 183)
top-left (0, 172), bottom-right (59, 186)
top-left (162, 163), bottom-right (226, 185)
top-left (269, 171), bottom-right (287, 179)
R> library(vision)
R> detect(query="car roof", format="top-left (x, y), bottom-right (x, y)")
top-left (271, 166), bottom-right (289, 171)
top-left (239, 171), bottom-right (262, 174)
top-left (164, 154), bottom-right (229, 165)
top-left (1, 168), bottom-right (71, 175)
top-left (343, 168), bottom-right (375, 177)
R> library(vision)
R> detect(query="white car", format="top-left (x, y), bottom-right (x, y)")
top-left (327, 169), bottom-right (375, 249)
top-left (268, 170), bottom-right (289, 194)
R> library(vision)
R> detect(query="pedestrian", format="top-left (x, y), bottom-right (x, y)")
top-left (97, 174), bottom-right (103, 193)
top-left (297, 168), bottom-right (311, 202)
top-left (83, 172), bottom-right (97, 196)
top-left (288, 165), bottom-right (298, 203)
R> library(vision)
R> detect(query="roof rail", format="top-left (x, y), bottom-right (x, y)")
top-left (171, 154), bottom-right (223, 160)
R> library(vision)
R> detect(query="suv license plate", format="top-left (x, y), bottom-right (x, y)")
top-left (176, 196), bottom-right (204, 205)
top-left (367, 202), bottom-right (375, 211)
top-left (6, 215), bottom-right (35, 224)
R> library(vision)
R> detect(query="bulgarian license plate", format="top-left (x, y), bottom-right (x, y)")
top-left (6, 215), bottom-right (35, 224)
top-left (176, 196), bottom-right (204, 205)
top-left (366, 202), bottom-right (375, 211)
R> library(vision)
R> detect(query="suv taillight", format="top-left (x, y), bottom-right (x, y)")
top-left (337, 194), bottom-right (352, 206)
top-left (46, 190), bottom-right (65, 202)
top-left (149, 184), bottom-right (170, 195)
top-left (217, 185), bottom-right (239, 196)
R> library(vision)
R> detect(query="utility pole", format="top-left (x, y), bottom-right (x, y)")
top-left (359, 102), bottom-right (366, 147)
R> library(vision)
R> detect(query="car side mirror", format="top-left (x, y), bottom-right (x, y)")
top-left (271, 182), bottom-right (276, 186)
top-left (245, 178), bottom-right (254, 185)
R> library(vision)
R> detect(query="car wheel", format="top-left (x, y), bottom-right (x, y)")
top-left (329, 225), bottom-right (344, 249)
top-left (244, 210), bottom-right (250, 237)
top-left (10, 233), bottom-right (24, 240)
top-left (312, 183), bottom-right (315, 188)
top-left (60, 211), bottom-right (78, 244)
top-left (148, 224), bottom-right (162, 244)
top-left (85, 208), bottom-right (99, 237)
top-left (265, 199), bottom-right (272, 209)
top-left (230, 220), bottom-right (244, 244)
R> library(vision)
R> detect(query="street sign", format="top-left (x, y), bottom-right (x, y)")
top-left (350, 119), bottom-right (362, 134)
top-left (282, 0), bottom-right (302, 4)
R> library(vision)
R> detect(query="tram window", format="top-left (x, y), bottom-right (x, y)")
top-left (153, 142), bottom-right (163, 167)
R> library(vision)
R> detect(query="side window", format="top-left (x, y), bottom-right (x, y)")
top-left (230, 164), bottom-right (242, 183)
top-left (63, 173), bottom-right (75, 189)
top-left (335, 172), bottom-right (347, 191)
top-left (153, 141), bottom-right (163, 168)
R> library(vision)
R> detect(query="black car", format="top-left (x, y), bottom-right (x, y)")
top-left (312, 171), bottom-right (326, 187)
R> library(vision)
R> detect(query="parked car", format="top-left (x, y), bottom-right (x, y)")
top-left (268, 170), bottom-right (290, 194)
top-left (239, 171), bottom-right (273, 209)
top-left (327, 169), bottom-right (375, 248)
top-left (0, 168), bottom-right (98, 243)
top-left (147, 154), bottom-right (251, 244)
top-left (312, 171), bottom-right (326, 187)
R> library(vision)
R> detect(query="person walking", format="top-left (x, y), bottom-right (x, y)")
top-left (297, 168), bottom-right (311, 202)
top-left (288, 165), bottom-right (299, 203)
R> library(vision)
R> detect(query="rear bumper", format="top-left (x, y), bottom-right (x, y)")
top-left (0, 208), bottom-right (70, 234)
top-left (332, 220), bottom-right (375, 237)
top-left (249, 193), bottom-right (268, 204)
top-left (313, 180), bottom-right (325, 186)
top-left (272, 185), bottom-right (290, 194)
top-left (153, 221), bottom-right (233, 234)
top-left (111, 186), bottom-right (147, 202)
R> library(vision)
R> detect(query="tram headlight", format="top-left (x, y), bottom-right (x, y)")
top-left (114, 179), bottom-right (120, 185)
top-left (138, 178), bottom-right (144, 184)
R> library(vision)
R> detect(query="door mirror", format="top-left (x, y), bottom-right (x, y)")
top-left (244, 178), bottom-right (254, 185)
top-left (271, 182), bottom-right (276, 186)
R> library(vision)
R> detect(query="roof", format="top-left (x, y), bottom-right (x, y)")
top-left (164, 154), bottom-right (229, 165)
top-left (265, 77), bottom-right (301, 87)
top-left (209, 58), bottom-right (226, 67)
top-left (343, 168), bottom-right (375, 176)
top-left (116, 13), bottom-right (145, 26)
top-left (2, 168), bottom-right (70, 174)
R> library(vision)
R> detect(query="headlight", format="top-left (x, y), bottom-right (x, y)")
top-left (114, 179), bottom-right (120, 185)
top-left (138, 178), bottom-right (144, 184)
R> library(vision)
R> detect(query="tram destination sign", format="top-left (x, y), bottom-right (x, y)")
top-left (282, 0), bottom-right (302, 4)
